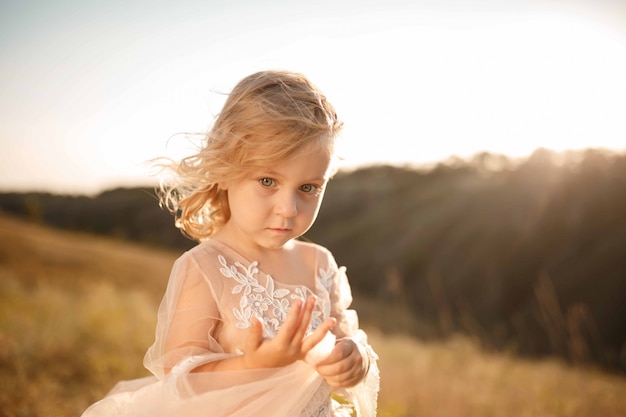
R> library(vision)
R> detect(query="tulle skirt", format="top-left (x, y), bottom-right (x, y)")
top-left (81, 360), bottom-right (343, 417)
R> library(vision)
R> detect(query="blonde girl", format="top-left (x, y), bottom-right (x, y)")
top-left (82, 70), bottom-right (379, 417)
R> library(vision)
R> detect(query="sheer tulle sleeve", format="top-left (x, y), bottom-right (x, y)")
top-left (143, 252), bottom-right (226, 379)
top-left (322, 251), bottom-right (380, 417)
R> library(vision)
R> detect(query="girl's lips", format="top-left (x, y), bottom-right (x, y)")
top-left (268, 227), bottom-right (291, 232)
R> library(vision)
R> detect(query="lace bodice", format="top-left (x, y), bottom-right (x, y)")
top-left (217, 254), bottom-right (333, 339)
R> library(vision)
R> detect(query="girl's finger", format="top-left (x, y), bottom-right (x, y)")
top-left (274, 298), bottom-right (305, 343)
top-left (290, 296), bottom-right (317, 345)
top-left (244, 316), bottom-right (264, 353)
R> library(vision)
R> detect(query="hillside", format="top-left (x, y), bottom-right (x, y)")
top-left (2, 213), bottom-right (626, 417)
top-left (309, 149), bottom-right (626, 370)
top-left (1, 147), bottom-right (625, 372)
top-left (0, 214), bottom-right (174, 416)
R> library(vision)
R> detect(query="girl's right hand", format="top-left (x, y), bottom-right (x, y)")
top-left (242, 295), bottom-right (336, 369)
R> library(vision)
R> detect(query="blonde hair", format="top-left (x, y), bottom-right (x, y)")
top-left (158, 70), bottom-right (343, 241)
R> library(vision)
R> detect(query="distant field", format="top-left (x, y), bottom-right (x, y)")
top-left (1, 213), bottom-right (625, 417)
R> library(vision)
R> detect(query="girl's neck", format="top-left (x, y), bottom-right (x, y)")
top-left (212, 230), bottom-right (294, 264)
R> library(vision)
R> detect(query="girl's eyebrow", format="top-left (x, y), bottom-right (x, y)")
top-left (302, 176), bottom-right (329, 184)
top-left (258, 170), bottom-right (328, 183)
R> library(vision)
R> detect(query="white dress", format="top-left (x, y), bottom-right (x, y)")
top-left (81, 239), bottom-right (379, 417)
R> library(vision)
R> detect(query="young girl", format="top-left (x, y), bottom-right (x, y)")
top-left (82, 70), bottom-right (379, 417)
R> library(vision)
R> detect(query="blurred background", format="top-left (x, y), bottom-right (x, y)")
top-left (1, 0), bottom-right (625, 416)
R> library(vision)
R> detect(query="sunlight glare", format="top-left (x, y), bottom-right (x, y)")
top-left (335, 11), bottom-right (626, 169)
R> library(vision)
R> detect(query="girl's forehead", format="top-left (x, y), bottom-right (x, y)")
top-left (250, 148), bottom-right (332, 179)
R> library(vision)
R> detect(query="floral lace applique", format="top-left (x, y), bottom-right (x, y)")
top-left (218, 255), bottom-right (331, 338)
top-left (317, 265), bottom-right (335, 293)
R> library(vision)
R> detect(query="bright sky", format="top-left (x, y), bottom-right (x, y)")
top-left (1, 0), bottom-right (625, 194)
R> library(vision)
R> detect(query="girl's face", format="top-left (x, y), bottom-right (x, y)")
top-left (218, 143), bottom-right (332, 253)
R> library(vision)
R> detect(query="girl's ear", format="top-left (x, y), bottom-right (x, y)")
top-left (217, 181), bottom-right (228, 191)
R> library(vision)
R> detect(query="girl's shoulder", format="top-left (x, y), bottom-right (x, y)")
top-left (178, 239), bottom-right (225, 261)
top-left (292, 238), bottom-right (329, 254)
top-left (292, 239), bottom-right (338, 271)
top-left (172, 239), bottom-right (237, 273)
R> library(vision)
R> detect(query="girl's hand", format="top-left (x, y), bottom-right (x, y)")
top-left (242, 295), bottom-right (336, 369)
top-left (315, 338), bottom-right (368, 388)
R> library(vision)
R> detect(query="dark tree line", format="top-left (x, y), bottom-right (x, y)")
top-left (2, 148), bottom-right (625, 372)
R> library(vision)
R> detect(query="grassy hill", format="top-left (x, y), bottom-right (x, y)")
top-left (1, 213), bottom-right (625, 417)
top-left (3, 148), bottom-right (625, 372)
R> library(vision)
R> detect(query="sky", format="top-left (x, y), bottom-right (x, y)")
top-left (1, 0), bottom-right (625, 195)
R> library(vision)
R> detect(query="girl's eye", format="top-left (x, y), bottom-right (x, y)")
top-left (300, 184), bottom-right (318, 194)
top-left (259, 178), bottom-right (275, 187)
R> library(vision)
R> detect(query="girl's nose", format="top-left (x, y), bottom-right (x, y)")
top-left (274, 191), bottom-right (298, 217)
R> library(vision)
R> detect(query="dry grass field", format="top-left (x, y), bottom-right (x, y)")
top-left (1, 213), bottom-right (625, 417)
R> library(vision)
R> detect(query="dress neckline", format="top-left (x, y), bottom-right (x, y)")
top-left (203, 238), bottom-right (319, 291)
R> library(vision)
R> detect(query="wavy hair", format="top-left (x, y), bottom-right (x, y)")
top-left (157, 70), bottom-right (343, 241)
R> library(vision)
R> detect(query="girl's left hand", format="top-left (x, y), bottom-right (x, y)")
top-left (315, 338), bottom-right (368, 388)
